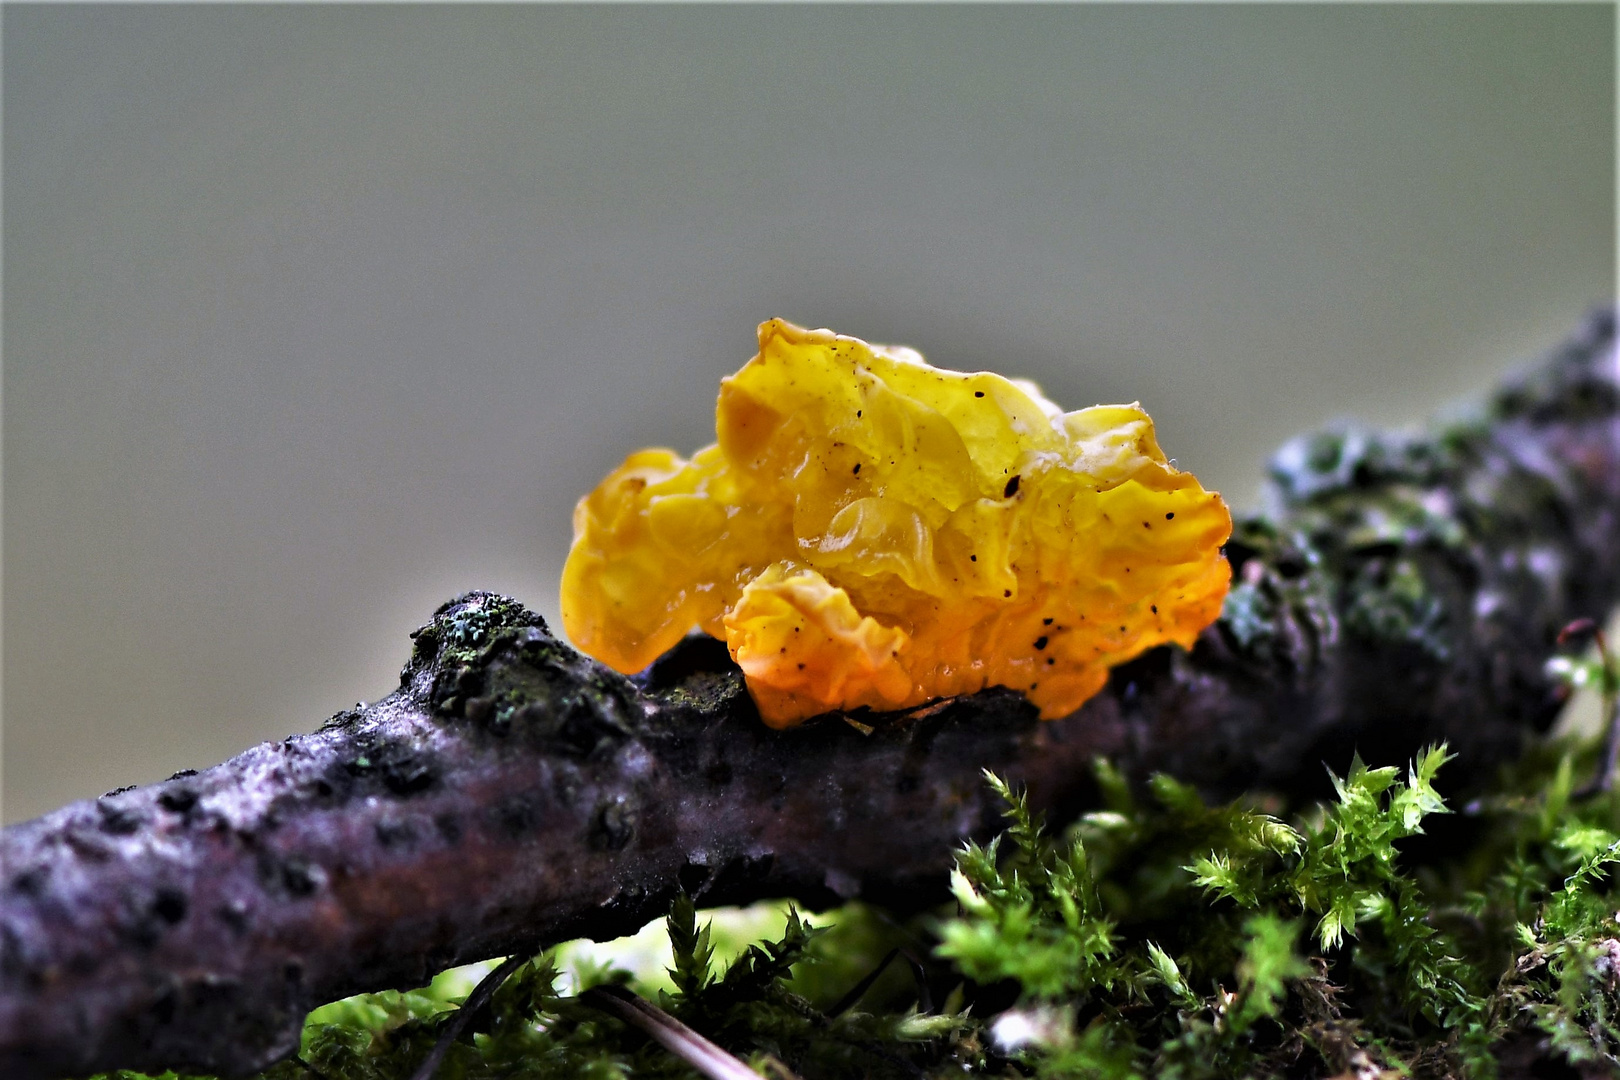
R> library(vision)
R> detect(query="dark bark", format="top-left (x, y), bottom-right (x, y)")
top-left (2, 310), bottom-right (1617, 1080)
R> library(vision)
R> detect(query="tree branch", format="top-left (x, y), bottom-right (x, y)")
top-left (2, 310), bottom-right (1616, 1079)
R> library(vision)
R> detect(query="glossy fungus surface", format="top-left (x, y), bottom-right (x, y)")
top-left (562, 319), bottom-right (1232, 727)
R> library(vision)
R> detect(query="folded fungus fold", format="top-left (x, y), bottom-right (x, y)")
top-left (561, 319), bottom-right (1232, 728)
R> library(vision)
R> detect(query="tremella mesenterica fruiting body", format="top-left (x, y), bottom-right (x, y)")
top-left (561, 319), bottom-right (1232, 728)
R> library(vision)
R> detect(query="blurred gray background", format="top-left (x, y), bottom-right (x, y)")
top-left (4, 4), bottom-right (1614, 823)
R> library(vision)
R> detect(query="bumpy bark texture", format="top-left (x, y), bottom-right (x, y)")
top-left (2, 310), bottom-right (1617, 1080)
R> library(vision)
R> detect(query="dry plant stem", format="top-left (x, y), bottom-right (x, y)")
top-left (1600, 689), bottom-right (1620, 793)
top-left (1, 310), bottom-right (1617, 1080)
top-left (1583, 688), bottom-right (1620, 797)
top-left (1568, 626), bottom-right (1620, 797)
top-left (405, 953), bottom-right (527, 1080)
top-left (579, 984), bottom-right (762, 1080)
top-left (826, 947), bottom-right (931, 1018)
top-left (294, 1057), bottom-right (334, 1080)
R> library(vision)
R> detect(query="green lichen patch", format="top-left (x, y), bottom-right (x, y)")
top-left (1342, 554), bottom-right (1451, 659)
top-left (406, 593), bottom-right (552, 677)
top-left (400, 593), bottom-right (644, 759)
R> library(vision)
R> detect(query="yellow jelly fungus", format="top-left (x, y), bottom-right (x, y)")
top-left (561, 319), bottom-right (1232, 729)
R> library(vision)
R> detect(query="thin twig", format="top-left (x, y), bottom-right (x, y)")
top-left (1563, 621), bottom-right (1620, 799)
top-left (407, 953), bottom-right (529, 1080)
top-left (295, 1055), bottom-right (337, 1080)
top-left (581, 983), bottom-right (763, 1080)
top-left (1593, 686), bottom-right (1620, 796)
top-left (827, 946), bottom-right (932, 1017)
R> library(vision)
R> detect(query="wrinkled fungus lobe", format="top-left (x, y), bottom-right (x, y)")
top-left (562, 320), bottom-right (1232, 728)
